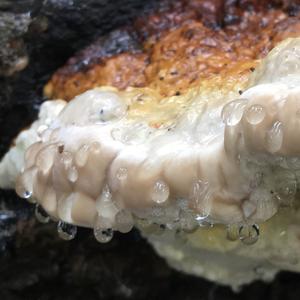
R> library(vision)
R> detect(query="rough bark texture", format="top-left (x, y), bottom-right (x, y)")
top-left (1, 1), bottom-right (300, 299)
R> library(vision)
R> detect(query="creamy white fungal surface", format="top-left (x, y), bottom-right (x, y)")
top-left (2, 37), bottom-right (300, 289)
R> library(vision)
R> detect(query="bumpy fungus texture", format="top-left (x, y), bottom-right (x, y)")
top-left (44, 0), bottom-right (300, 101)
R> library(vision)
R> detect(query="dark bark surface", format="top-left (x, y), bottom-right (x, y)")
top-left (1, 1), bottom-right (300, 299)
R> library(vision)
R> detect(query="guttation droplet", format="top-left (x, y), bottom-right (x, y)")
top-left (238, 224), bottom-right (259, 245)
top-left (57, 221), bottom-right (77, 240)
top-left (245, 104), bottom-right (266, 125)
top-left (265, 121), bottom-right (283, 153)
top-left (190, 180), bottom-right (211, 219)
top-left (151, 180), bottom-right (170, 204)
top-left (94, 227), bottom-right (114, 243)
top-left (221, 99), bottom-right (247, 126)
top-left (115, 210), bottom-right (133, 233)
top-left (35, 204), bottom-right (50, 224)
top-left (94, 215), bottom-right (114, 243)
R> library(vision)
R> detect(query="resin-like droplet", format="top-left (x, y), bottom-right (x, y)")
top-left (95, 185), bottom-right (118, 221)
top-left (115, 210), bottom-right (134, 233)
top-left (239, 224), bottom-right (259, 245)
top-left (94, 215), bottom-right (114, 243)
top-left (265, 121), bottom-right (283, 153)
top-left (221, 99), bottom-right (247, 126)
top-left (57, 221), bottom-right (77, 240)
top-left (151, 180), bottom-right (169, 204)
top-left (226, 224), bottom-right (240, 241)
top-left (35, 204), bottom-right (50, 223)
top-left (245, 104), bottom-right (266, 125)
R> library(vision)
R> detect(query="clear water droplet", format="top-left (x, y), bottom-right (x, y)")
top-left (226, 224), bottom-right (240, 241)
top-left (116, 167), bottom-right (128, 181)
top-left (151, 180), bottom-right (169, 204)
top-left (35, 204), bottom-right (50, 223)
top-left (57, 221), bottom-right (77, 240)
top-left (115, 210), bottom-right (134, 233)
top-left (94, 215), bottom-right (114, 243)
top-left (221, 99), bottom-right (247, 126)
top-left (239, 224), bottom-right (259, 245)
top-left (265, 121), bottom-right (283, 153)
top-left (245, 104), bottom-right (266, 125)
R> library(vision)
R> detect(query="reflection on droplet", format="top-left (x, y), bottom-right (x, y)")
top-left (19, 188), bottom-right (32, 200)
top-left (57, 221), bottom-right (77, 240)
top-left (239, 224), bottom-right (259, 245)
top-left (265, 121), bottom-right (283, 153)
top-left (221, 99), bottom-right (247, 126)
top-left (35, 204), bottom-right (50, 223)
top-left (226, 224), bottom-right (240, 241)
top-left (151, 180), bottom-right (169, 204)
top-left (245, 104), bottom-right (266, 125)
top-left (116, 167), bottom-right (128, 181)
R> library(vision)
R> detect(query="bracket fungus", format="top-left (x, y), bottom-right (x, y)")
top-left (2, 37), bottom-right (300, 289)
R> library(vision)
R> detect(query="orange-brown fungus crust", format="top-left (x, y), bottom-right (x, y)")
top-left (44, 0), bottom-right (300, 101)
